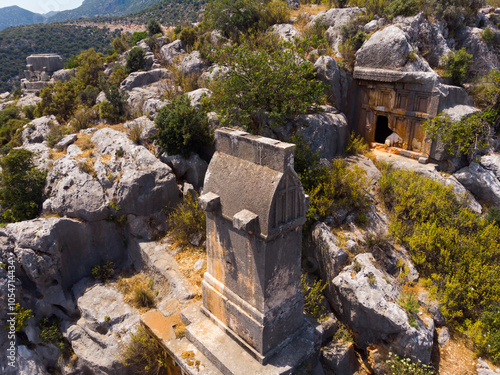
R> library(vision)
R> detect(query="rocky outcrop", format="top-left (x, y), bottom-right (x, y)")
top-left (160, 39), bottom-right (187, 64)
top-left (315, 7), bottom-right (364, 53)
top-left (124, 116), bottom-right (157, 139)
top-left (321, 341), bottom-right (357, 375)
top-left (481, 153), bottom-right (500, 179)
top-left (142, 98), bottom-right (168, 119)
top-left (454, 162), bottom-right (500, 207)
top-left (22, 115), bottom-right (58, 144)
top-left (181, 51), bottom-right (207, 76)
top-left (293, 106), bottom-right (348, 160)
top-left (52, 68), bottom-right (76, 82)
top-left (120, 68), bottom-right (170, 91)
top-left (186, 88), bottom-right (212, 110)
top-left (16, 94), bottom-right (42, 108)
top-left (269, 24), bottom-right (301, 41)
top-left (161, 153), bottom-right (208, 190)
top-left (456, 26), bottom-right (500, 76)
top-left (43, 128), bottom-right (179, 221)
top-left (332, 253), bottom-right (434, 364)
top-left (314, 56), bottom-right (341, 108)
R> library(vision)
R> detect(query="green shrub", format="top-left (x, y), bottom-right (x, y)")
top-left (0, 106), bottom-right (26, 154)
top-left (441, 48), bottom-right (473, 86)
top-left (132, 31), bottom-right (148, 45)
top-left (291, 134), bottom-right (328, 193)
top-left (423, 111), bottom-right (491, 157)
top-left (386, 352), bottom-right (435, 375)
top-left (119, 325), bottom-right (169, 374)
top-left (39, 317), bottom-right (71, 355)
top-left (398, 292), bottom-right (420, 314)
top-left (152, 94), bottom-right (213, 157)
top-left (22, 105), bottom-right (36, 120)
top-left (35, 80), bottom-right (78, 122)
top-left (100, 85), bottom-right (128, 123)
top-left (339, 18), bottom-right (366, 69)
top-left (14, 304), bottom-right (33, 332)
top-left (167, 192), bottom-right (206, 247)
top-left (209, 42), bottom-right (325, 134)
top-left (301, 274), bottom-right (327, 321)
top-left (71, 105), bottom-right (99, 131)
top-left (468, 306), bottom-right (500, 364)
top-left (91, 261), bottom-right (115, 282)
top-left (0, 149), bottom-right (46, 223)
top-left (333, 322), bottom-right (355, 343)
top-left (178, 26), bottom-right (198, 47)
top-left (344, 134), bottom-right (369, 155)
top-left (386, 0), bottom-right (421, 18)
top-left (481, 27), bottom-right (496, 46)
top-left (486, 207), bottom-right (500, 227)
top-left (147, 19), bottom-right (162, 36)
top-left (126, 47), bottom-right (146, 74)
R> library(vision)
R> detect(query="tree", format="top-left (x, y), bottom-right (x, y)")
top-left (147, 19), bottom-right (162, 36)
top-left (125, 47), bottom-right (146, 74)
top-left (100, 85), bottom-right (128, 123)
top-left (442, 48), bottom-right (473, 86)
top-left (0, 149), bottom-right (46, 223)
top-left (209, 42), bottom-right (325, 133)
top-left (35, 81), bottom-right (78, 122)
top-left (152, 94), bottom-right (213, 157)
top-left (75, 48), bottom-right (105, 89)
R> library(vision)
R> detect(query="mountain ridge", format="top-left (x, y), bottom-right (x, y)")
top-left (0, 6), bottom-right (46, 31)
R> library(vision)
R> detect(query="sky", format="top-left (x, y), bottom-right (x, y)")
top-left (0, 0), bottom-right (83, 14)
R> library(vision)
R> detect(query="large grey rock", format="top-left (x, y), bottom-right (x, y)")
top-left (55, 133), bottom-right (78, 150)
top-left (311, 222), bottom-right (348, 305)
top-left (186, 88), bottom-right (212, 110)
top-left (52, 68), bottom-right (76, 82)
top-left (355, 25), bottom-right (434, 73)
top-left (120, 68), bottom-right (170, 91)
top-left (293, 106), bottom-right (348, 160)
top-left (160, 39), bottom-right (187, 64)
top-left (456, 26), bottom-right (500, 76)
top-left (142, 98), bottom-right (168, 119)
top-left (442, 104), bottom-right (479, 122)
top-left (22, 115), bottom-right (58, 144)
top-left (454, 162), bottom-right (500, 207)
top-left (16, 94), bottom-right (42, 108)
top-left (481, 153), bottom-right (500, 180)
top-left (181, 51), bottom-right (207, 76)
top-left (21, 142), bottom-right (51, 170)
top-left (321, 341), bottom-right (357, 375)
top-left (269, 24), bottom-right (301, 41)
top-left (66, 282), bottom-right (140, 375)
top-left (161, 153), bottom-right (208, 190)
top-left (43, 128), bottom-right (179, 221)
top-left (17, 345), bottom-right (50, 375)
top-left (124, 116), bottom-right (157, 139)
top-left (318, 7), bottom-right (364, 53)
top-left (26, 54), bottom-right (63, 72)
top-left (315, 55), bottom-right (341, 108)
top-left (477, 358), bottom-right (500, 375)
top-left (332, 253), bottom-right (434, 364)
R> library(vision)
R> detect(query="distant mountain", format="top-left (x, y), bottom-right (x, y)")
top-left (48, 0), bottom-right (162, 22)
top-left (0, 6), bottom-right (45, 31)
top-left (43, 11), bottom-right (60, 18)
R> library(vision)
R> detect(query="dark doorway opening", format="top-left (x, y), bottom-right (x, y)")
top-left (374, 115), bottom-right (392, 143)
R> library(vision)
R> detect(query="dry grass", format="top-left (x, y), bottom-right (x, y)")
top-left (116, 273), bottom-right (158, 312)
top-left (49, 150), bottom-right (66, 161)
top-left (436, 330), bottom-right (477, 375)
top-left (290, 4), bottom-right (328, 18)
top-left (100, 154), bottom-right (112, 164)
top-left (172, 245), bottom-right (206, 300)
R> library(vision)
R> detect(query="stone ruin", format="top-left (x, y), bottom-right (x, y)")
top-left (21, 54), bottom-right (63, 94)
top-left (142, 128), bottom-right (319, 374)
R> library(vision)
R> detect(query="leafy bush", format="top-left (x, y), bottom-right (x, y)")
top-left (344, 134), bottom-right (369, 155)
top-left (147, 19), bottom-right (162, 36)
top-left (386, 352), bottom-right (434, 375)
top-left (14, 304), bottom-right (33, 332)
top-left (119, 325), bottom-right (169, 375)
top-left (0, 106), bottom-right (26, 154)
top-left (91, 261), bottom-right (115, 282)
top-left (486, 207), bottom-right (500, 227)
top-left (291, 134), bottom-right (328, 193)
top-left (301, 274), bottom-right (327, 320)
top-left (0, 149), bottom-right (46, 223)
top-left (481, 27), bottom-right (496, 46)
top-left (441, 48), bottom-right (473, 86)
top-left (153, 94), bottom-right (213, 157)
top-left (339, 18), bottom-right (366, 69)
top-left (168, 192), bottom-right (206, 248)
top-left (378, 166), bottom-right (500, 339)
top-left (334, 322), bottom-right (355, 343)
top-left (39, 317), bottom-right (71, 355)
top-left (468, 306), bottom-right (500, 364)
top-left (126, 46), bottom-right (146, 74)
top-left (472, 70), bottom-right (500, 128)
top-left (100, 85), bottom-right (129, 123)
top-left (74, 48), bottom-right (105, 89)
top-left (132, 31), bottom-right (148, 45)
top-left (209, 42), bottom-right (325, 133)
top-left (423, 111), bottom-right (491, 157)
top-left (71, 105), bottom-right (100, 131)
top-left (386, 0), bottom-right (421, 18)
top-left (398, 291), bottom-right (420, 314)
top-left (35, 81), bottom-right (78, 122)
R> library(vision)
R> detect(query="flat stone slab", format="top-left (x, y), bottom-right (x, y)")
top-left (183, 302), bottom-right (319, 375)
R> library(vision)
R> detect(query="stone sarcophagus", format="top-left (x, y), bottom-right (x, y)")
top-left (198, 128), bottom-right (308, 364)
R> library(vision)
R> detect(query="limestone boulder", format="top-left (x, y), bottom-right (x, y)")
top-left (22, 115), bottom-right (58, 144)
top-left (142, 98), bottom-right (168, 119)
top-left (314, 56), bottom-right (341, 108)
top-left (293, 106), bottom-right (348, 160)
top-left (52, 68), bottom-right (76, 82)
top-left (441, 104), bottom-right (479, 122)
top-left (126, 81), bottom-right (165, 115)
top-left (65, 281), bottom-right (140, 375)
top-left (17, 346), bottom-right (50, 375)
top-left (477, 358), bottom-right (500, 375)
top-left (21, 142), bottom-right (51, 171)
top-left (181, 51), bottom-right (207, 76)
top-left (43, 128), bottom-right (179, 221)
top-left (269, 24), bottom-right (301, 41)
top-left (332, 253), bottom-right (434, 364)
top-left (454, 162), bottom-right (500, 207)
top-left (161, 153), bottom-right (208, 190)
top-left (120, 68), bottom-right (170, 91)
top-left (16, 94), bottom-right (42, 108)
top-left (55, 133), bottom-right (78, 150)
top-left (137, 39), bottom-right (152, 52)
top-left (124, 116), bottom-right (157, 139)
top-left (317, 7), bottom-right (364, 53)
top-left (200, 64), bottom-right (229, 85)
top-left (160, 39), bottom-right (187, 64)
top-left (481, 153), bottom-right (500, 180)
top-left (455, 26), bottom-right (500, 76)
top-left (186, 88), bottom-right (212, 110)
top-left (321, 341), bottom-right (357, 375)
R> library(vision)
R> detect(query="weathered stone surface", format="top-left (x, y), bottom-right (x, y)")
top-left (318, 7), bottom-right (364, 53)
top-left (186, 88), bottom-right (212, 110)
top-left (442, 104), bottom-right (479, 122)
top-left (200, 64), bottom-right (229, 84)
top-left (43, 128), bottom-right (179, 221)
top-left (481, 153), bottom-right (500, 180)
top-left (124, 115), bottom-right (157, 139)
top-left (477, 358), bottom-right (500, 375)
top-left (269, 24), bottom-right (301, 41)
top-left (321, 341), bottom-right (357, 375)
top-left (142, 98), bottom-right (168, 119)
top-left (66, 281), bottom-right (140, 375)
top-left (22, 115), bottom-right (58, 144)
top-left (161, 153), bottom-right (208, 190)
top-left (438, 327), bottom-right (449, 346)
top-left (455, 26), bottom-right (500, 76)
top-left (55, 133), bottom-right (78, 150)
top-left (181, 51), bottom-right (207, 76)
top-left (21, 142), bottom-right (51, 170)
top-left (332, 253), bottom-right (434, 364)
top-left (17, 345), bottom-right (50, 375)
top-left (120, 68), bottom-right (170, 91)
top-left (314, 55), bottom-right (341, 108)
top-left (160, 39), bottom-right (187, 64)
top-left (52, 68), bottom-right (76, 82)
top-left (26, 54), bottom-right (63, 72)
top-left (126, 82), bottom-right (165, 114)
top-left (137, 39), bottom-right (152, 52)
top-left (454, 162), bottom-right (500, 207)
top-left (293, 106), bottom-right (348, 160)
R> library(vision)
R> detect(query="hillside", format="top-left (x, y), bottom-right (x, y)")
top-left (47, 0), bottom-right (162, 22)
top-left (0, 24), bottom-right (118, 92)
top-left (0, 6), bottom-right (45, 31)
